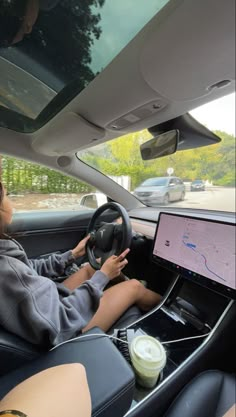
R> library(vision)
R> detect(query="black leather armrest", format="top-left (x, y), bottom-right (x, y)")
top-left (0, 326), bottom-right (42, 376)
top-left (0, 327), bottom-right (135, 417)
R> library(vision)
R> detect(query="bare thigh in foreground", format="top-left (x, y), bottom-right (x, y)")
top-left (0, 364), bottom-right (91, 417)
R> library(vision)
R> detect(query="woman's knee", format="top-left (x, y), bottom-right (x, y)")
top-left (70, 362), bottom-right (86, 375)
top-left (83, 263), bottom-right (95, 279)
top-left (56, 363), bottom-right (87, 383)
top-left (127, 279), bottom-right (145, 300)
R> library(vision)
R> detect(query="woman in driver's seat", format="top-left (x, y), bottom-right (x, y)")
top-left (0, 181), bottom-right (161, 347)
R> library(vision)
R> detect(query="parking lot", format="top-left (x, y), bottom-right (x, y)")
top-left (171, 187), bottom-right (235, 212)
top-left (11, 186), bottom-right (235, 213)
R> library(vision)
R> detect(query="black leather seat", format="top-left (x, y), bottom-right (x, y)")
top-left (0, 326), bottom-right (43, 377)
top-left (164, 370), bottom-right (236, 417)
top-left (0, 305), bottom-right (142, 377)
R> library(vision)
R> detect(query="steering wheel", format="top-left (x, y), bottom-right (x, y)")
top-left (86, 202), bottom-right (132, 270)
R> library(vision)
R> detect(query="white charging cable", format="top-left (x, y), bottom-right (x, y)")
top-left (50, 331), bottom-right (210, 352)
top-left (50, 333), bottom-right (128, 351)
top-left (161, 332), bottom-right (210, 345)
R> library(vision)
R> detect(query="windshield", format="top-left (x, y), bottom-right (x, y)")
top-left (78, 93), bottom-right (235, 212)
top-left (140, 178), bottom-right (168, 187)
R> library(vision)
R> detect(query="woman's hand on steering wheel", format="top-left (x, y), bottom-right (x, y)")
top-left (72, 235), bottom-right (91, 259)
top-left (101, 248), bottom-right (130, 280)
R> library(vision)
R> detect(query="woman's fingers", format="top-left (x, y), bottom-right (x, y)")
top-left (117, 248), bottom-right (130, 261)
top-left (111, 248), bottom-right (130, 267)
top-left (101, 248), bottom-right (130, 279)
top-left (119, 258), bottom-right (128, 270)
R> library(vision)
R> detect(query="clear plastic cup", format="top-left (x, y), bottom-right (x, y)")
top-left (129, 335), bottom-right (166, 388)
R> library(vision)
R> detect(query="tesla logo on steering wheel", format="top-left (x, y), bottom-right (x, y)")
top-left (100, 228), bottom-right (106, 238)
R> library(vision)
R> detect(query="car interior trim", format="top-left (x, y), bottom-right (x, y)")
top-left (123, 275), bottom-right (180, 331)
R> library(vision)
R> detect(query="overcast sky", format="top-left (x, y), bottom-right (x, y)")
top-left (190, 93), bottom-right (235, 136)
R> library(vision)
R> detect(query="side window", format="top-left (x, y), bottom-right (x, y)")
top-left (176, 178), bottom-right (182, 185)
top-left (169, 178), bottom-right (176, 185)
top-left (2, 155), bottom-right (106, 213)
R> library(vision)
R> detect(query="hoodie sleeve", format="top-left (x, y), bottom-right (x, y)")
top-left (29, 250), bottom-right (76, 278)
top-left (0, 256), bottom-right (109, 347)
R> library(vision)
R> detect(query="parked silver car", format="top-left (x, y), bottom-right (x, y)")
top-left (133, 176), bottom-right (185, 205)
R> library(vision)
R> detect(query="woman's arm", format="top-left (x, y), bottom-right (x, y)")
top-left (29, 250), bottom-right (75, 278)
top-left (0, 364), bottom-right (91, 417)
top-left (29, 235), bottom-right (90, 278)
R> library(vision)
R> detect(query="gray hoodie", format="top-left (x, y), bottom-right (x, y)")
top-left (0, 238), bottom-right (109, 347)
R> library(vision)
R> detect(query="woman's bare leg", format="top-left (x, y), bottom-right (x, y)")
top-left (63, 264), bottom-right (127, 291)
top-left (63, 263), bottom-right (95, 290)
top-left (0, 364), bottom-right (91, 417)
top-left (83, 279), bottom-right (161, 333)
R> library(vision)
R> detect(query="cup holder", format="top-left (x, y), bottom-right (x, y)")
top-left (135, 369), bottom-right (164, 389)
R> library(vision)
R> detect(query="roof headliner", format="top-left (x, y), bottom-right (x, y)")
top-left (0, 0), bottom-right (235, 162)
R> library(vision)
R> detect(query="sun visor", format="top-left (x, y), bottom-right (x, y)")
top-left (148, 113), bottom-right (221, 151)
top-left (32, 112), bottom-right (105, 156)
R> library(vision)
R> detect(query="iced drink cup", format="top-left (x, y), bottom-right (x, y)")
top-left (130, 335), bottom-right (166, 388)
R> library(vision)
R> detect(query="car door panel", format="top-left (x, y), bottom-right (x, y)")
top-left (8, 210), bottom-right (117, 259)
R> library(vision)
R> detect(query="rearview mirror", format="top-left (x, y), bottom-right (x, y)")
top-left (140, 129), bottom-right (179, 160)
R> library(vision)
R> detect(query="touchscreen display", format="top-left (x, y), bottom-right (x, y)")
top-left (153, 213), bottom-right (236, 291)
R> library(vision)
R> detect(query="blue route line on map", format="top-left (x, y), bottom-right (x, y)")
top-left (182, 238), bottom-right (226, 281)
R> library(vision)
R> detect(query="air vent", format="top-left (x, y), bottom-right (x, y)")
top-left (107, 99), bottom-right (168, 130)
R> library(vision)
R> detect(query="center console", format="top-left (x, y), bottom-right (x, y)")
top-left (123, 212), bottom-right (236, 416)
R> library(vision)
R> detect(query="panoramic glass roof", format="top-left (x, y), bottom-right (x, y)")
top-left (0, 0), bottom-right (169, 132)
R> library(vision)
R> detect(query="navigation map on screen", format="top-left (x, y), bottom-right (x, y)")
top-left (153, 213), bottom-right (236, 290)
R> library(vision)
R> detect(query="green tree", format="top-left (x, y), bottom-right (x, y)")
top-left (81, 129), bottom-right (235, 188)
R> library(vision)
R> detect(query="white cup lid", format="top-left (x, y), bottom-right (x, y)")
top-left (132, 336), bottom-right (166, 363)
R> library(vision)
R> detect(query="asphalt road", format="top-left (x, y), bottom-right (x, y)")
top-left (170, 187), bottom-right (235, 212)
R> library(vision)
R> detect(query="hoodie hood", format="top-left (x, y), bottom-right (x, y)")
top-left (0, 238), bottom-right (31, 267)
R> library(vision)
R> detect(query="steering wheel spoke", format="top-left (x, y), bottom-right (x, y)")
top-left (113, 224), bottom-right (123, 241)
